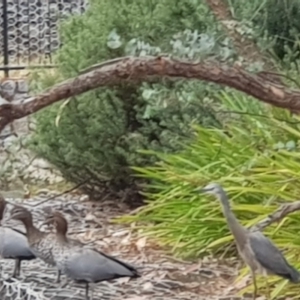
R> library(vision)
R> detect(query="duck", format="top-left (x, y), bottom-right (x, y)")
top-left (44, 211), bottom-right (140, 300)
top-left (0, 196), bottom-right (35, 277)
top-left (10, 205), bottom-right (62, 282)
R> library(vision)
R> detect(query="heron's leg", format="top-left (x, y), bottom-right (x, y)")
top-left (251, 270), bottom-right (257, 300)
top-left (265, 276), bottom-right (270, 300)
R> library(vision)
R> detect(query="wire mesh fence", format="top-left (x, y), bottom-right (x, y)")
top-left (0, 0), bottom-right (88, 76)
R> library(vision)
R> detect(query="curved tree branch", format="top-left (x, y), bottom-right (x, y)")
top-left (1, 55), bottom-right (300, 132)
top-left (252, 201), bottom-right (300, 232)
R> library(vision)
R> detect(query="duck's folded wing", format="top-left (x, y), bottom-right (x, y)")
top-left (64, 248), bottom-right (139, 282)
top-left (1, 228), bottom-right (35, 259)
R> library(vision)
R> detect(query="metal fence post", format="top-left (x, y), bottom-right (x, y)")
top-left (2, 0), bottom-right (9, 77)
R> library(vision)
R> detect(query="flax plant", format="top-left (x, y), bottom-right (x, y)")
top-left (117, 91), bottom-right (300, 298)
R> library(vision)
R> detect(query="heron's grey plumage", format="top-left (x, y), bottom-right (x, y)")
top-left (249, 231), bottom-right (300, 282)
top-left (199, 183), bottom-right (300, 299)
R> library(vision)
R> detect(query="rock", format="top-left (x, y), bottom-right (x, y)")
top-left (79, 194), bottom-right (89, 202)
top-left (48, 174), bottom-right (64, 184)
top-left (1, 80), bottom-right (16, 98)
top-left (13, 93), bottom-right (28, 102)
top-left (3, 135), bottom-right (19, 149)
top-left (31, 158), bottom-right (52, 169)
top-left (0, 96), bottom-right (9, 104)
top-left (0, 190), bottom-right (27, 199)
top-left (16, 80), bottom-right (29, 93)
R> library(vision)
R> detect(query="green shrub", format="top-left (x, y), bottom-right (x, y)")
top-left (118, 92), bottom-right (300, 298)
top-left (29, 0), bottom-right (236, 202)
top-left (229, 0), bottom-right (300, 62)
top-left (261, 0), bottom-right (300, 60)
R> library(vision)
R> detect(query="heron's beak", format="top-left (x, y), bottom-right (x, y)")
top-left (195, 187), bottom-right (212, 193)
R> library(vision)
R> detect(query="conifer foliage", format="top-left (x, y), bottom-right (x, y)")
top-left (29, 0), bottom-right (225, 202)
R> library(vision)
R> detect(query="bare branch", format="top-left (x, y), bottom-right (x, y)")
top-left (1, 55), bottom-right (300, 132)
top-left (251, 201), bottom-right (300, 231)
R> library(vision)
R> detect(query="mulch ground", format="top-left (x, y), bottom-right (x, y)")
top-left (0, 191), bottom-right (256, 300)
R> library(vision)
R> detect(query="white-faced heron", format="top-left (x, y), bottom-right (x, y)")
top-left (198, 183), bottom-right (300, 299)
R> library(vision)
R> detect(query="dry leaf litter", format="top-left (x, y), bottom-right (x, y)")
top-left (0, 191), bottom-right (256, 300)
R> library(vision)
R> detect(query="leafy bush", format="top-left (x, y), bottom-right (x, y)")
top-left (229, 0), bottom-right (300, 62)
top-left (260, 0), bottom-right (300, 60)
top-left (29, 0), bottom-right (236, 202)
top-left (118, 92), bottom-right (300, 298)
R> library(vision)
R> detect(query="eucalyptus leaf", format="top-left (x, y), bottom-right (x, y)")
top-left (286, 140), bottom-right (296, 150)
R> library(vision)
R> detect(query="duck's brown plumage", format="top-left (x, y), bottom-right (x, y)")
top-left (0, 196), bottom-right (35, 277)
top-left (46, 211), bottom-right (140, 300)
top-left (10, 205), bottom-right (61, 281)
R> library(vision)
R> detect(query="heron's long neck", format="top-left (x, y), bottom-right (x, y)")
top-left (217, 191), bottom-right (247, 245)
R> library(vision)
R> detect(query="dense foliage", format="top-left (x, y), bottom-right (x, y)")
top-left (118, 92), bottom-right (300, 298)
top-left (261, 0), bottom-right (300, 60)
top-left (29, 0), bottom-right (235, 201)
top-left (230, 0), bottom-right (300, 63)
top-left (30, 0), bottom-right (300, 201)
top-left (28, 1), bottom-right (300, 298)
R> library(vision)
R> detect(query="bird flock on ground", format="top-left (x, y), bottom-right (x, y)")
top-left (0, 183), bottom-right (299, 300)
top-left (0, 195), bottom-right (140, 300)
